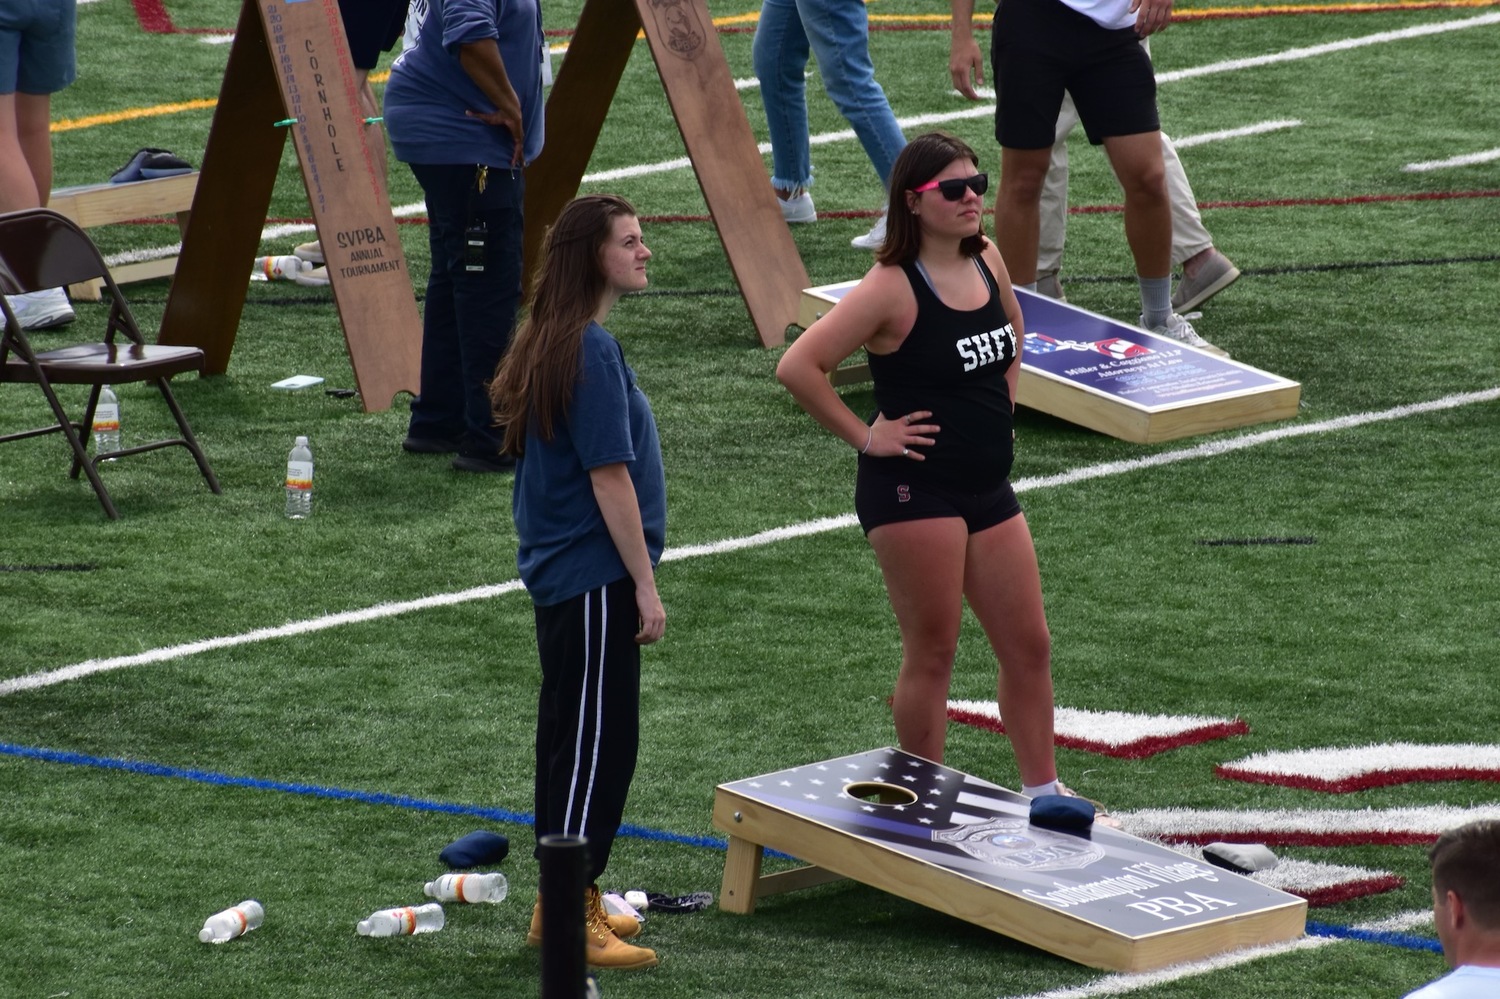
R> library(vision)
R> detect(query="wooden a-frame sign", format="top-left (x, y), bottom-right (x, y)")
top-left (159, 0), bottom-right (420, 412)
top-left (525, 0), bottom-right (809, 348)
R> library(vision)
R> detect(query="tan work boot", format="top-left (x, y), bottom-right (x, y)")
top-left (526, 891), bottom-right (642, 947)
top-left (585, 885), bottom-right (658, 969)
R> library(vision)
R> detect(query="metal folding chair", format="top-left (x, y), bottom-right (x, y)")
top-left (0, 207), bottom-right (221, 519)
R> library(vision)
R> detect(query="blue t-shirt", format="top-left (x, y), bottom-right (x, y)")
top-left (1404, 965), bottom-right (1500, 999)
top-left (513, 322), bottom-right (666, 607)
top-left (383, 0), bottom-right (545, 167)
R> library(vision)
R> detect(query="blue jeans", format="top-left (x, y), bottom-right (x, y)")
top-left (407, 162), bottom-right (523, 457)
top-left (752, 0), bottom-right (906, 194)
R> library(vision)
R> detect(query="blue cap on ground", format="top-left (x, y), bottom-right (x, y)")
top-left (1029, 794), bottom-right (1096, 830)
top-left (439, 830), bottom-right (510, 868)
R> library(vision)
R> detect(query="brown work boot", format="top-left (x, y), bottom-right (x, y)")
top-left (526, 892), bottom-right (642, 948)
top-left (585, 885), bottom-right (658, 969)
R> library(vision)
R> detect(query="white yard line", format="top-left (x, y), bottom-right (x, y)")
top-left (994, 910), bottom-right (1431, 999)
top-left (4, 387), bottom-right (1496, 697)
top-left (1404, 147), bottom-right (1500, 172)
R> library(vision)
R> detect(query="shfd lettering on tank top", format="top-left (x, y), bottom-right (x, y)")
top-left (955, 324), bottom-right (1016, 372)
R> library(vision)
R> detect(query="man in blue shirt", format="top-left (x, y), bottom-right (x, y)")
top-left (1404, 820), bottom-right (1500, 999)
top-left (385, 0), bottom-right (545, 472)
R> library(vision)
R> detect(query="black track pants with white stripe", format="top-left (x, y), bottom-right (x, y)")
top-left (532, 575), bottom-right (641, 883)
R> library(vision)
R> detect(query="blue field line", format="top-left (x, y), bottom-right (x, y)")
top-left (1305, 920), bottom-right (1442, 953)
top-left (0, 740), bottom-right (756, 855)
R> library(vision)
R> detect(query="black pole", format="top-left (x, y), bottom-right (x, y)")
top-left (538, 834), bottom-right (589, 999)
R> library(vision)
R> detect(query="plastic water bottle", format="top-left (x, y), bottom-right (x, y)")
top-left (357, 902), bottom-right (445, 937)
top-left (424, 872), bottom-right (508, 904)
top-left (199, 899), bottom-right (264, 944)
top-left (92, 385), bottom-right (121, 457)
top-left (251, 255), bottom-right (302, 281)
top-left (284, 435), bottom-right (313, 519)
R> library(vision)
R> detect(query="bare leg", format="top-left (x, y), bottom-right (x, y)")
top-left (868, 517), bottom-right (969, 762)
top-left (962, 513), bottom-right (1056, 787)
top-left (996, 146), bottom-right (1053, 286)
top-left (0, 93), bottom-right (52, 212)
top-left (1101, 130), bottom-right (1170, 280)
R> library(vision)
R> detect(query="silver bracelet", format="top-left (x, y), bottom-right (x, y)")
top-left (859, 426), bottom-right (872, 454)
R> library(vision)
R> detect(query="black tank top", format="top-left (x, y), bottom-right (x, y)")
top-left (865, 257), bottom-right (1017, 491)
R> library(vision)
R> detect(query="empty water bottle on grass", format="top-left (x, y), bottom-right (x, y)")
top-left (284, 435), bottom-right (313, 519)
top-left (357, 902), bottom-right (445, 936)
top-left (199, 899), bottom-right (264, 943)
top-left (424, 872), bottom-right (508, 904)
top-left (93, 385), bottom-right (120, 458)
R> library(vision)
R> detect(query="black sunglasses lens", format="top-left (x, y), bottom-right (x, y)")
top-left (938, 173), bottom-right (988, 201)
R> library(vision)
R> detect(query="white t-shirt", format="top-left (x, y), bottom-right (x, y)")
top-left (1058, 0), bottom-right (1137, 31)
top-left (1404, 965), bottom-right (1500, 999)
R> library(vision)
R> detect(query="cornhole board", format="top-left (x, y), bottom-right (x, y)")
top-left (158, 0), bottom-right (420, 412)
top-left (797, 282), bottom-right (1302, 442)
top-left (713, 747), bottom-right (1307, 972)
top-left (47, 173), bottom-right (199, 301)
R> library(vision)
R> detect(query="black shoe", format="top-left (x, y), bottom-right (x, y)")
top-left (402, 435), bottom-right (462, 454)
top-left (452, 451), bottom-right (516, 473)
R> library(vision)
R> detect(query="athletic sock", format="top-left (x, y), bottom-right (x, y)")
top-left (1022, 780), bottom-right (1060, 798)
top-left (1139, 275), bottom-right (1172, 329)
top-left (1019, 281), bottom-right (1037, 292)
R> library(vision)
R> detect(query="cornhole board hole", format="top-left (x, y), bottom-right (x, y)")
top-left (797, 282), bottom-right (1302, 442)
top-left (713, 747), bottom-right (1307, 972)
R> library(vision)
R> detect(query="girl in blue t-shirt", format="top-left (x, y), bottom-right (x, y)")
top-left (490, 195), bottom-right (664, 971)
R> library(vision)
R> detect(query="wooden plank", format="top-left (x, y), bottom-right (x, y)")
top-left (632, 0), bottom-right (807, 348)
top-left (159, 0), bottom-right (289, 375)
top-left (713, 748), bottom-right (1307, 973)
top-left (523, 0), bottom-right (642, 282)
top-left (48, 174), bottom-right (199, 229)
top-left (719, 835), bottom-right (764, 915)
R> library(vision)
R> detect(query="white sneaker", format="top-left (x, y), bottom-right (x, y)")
top-left (293, 240), bottom-right (325, 266)
top-left (850, 212), bottom-right (887, 250)
top-left (5, 288), bottom-right (75, 330)
top-left (1142, 312), bottom-right (1230, 358)
top-left (778, 192), bottom-right (816, 224)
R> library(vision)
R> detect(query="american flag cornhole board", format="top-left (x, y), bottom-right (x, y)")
top-left (713, 748), bottom-right (1306, 972)
top-left (797, 283), bottom-right (1301, 443)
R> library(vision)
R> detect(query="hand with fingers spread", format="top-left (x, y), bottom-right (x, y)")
top-left (867, 410), bottom-right (940, 460)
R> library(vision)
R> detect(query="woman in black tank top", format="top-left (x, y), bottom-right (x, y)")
top-left (779, 132), bottom-right (1112, 818)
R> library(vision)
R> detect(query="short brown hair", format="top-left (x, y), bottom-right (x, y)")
top-left (1430, 819), bottom-right (1500, 929)
top-left (876, 130), bottom-right (987, 266)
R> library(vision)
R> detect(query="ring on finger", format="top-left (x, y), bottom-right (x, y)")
top-left (901, 447), bottom-right (909, 457)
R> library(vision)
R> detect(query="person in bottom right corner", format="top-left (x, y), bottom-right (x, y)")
top-left (1402, 819), bottom-right (1500, 998)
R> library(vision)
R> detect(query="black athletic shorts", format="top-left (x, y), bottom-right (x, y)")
top-left (339, 0), bottom-right (409, 71)
top-left (855, 456), bottom-right (1022, 535)
top-left (992, 0), bottom-right (1159, 148)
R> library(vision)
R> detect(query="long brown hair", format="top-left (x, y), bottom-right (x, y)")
top-left (491, 194), bottom-right (638, 456)
top-left (876, 131), bottom-right (987, 267)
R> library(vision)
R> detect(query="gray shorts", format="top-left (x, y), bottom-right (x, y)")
top-left (0, 0), bottom-right (76, 95)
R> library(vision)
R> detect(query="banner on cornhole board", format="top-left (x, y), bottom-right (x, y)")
top-left (798, 283), bottom-right (1301, 443)
top-left (713, 747), bottom-right (1306, 972)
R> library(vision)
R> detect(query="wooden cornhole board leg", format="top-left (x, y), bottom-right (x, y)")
top-left (158, 0), bottom-right (420, 413)
top-left (714, 748), bottom-right (1307, 972)
top-left (720, 835), bottom-right (846, 914)
top-left (524, 0), bottom-right (809, 348)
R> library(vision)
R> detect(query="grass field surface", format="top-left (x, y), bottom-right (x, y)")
top-left (3, 1), bottom-right (1499, 996)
